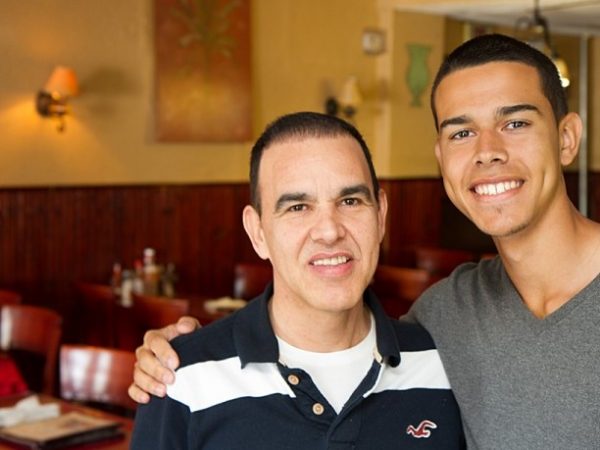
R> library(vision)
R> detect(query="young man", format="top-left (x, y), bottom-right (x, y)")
top-left (130, 112), bottom-right (464, 449)
top-left (409, 33), bottom-right (600, 449)
top-left (130, 34), bottom-right (600, 448)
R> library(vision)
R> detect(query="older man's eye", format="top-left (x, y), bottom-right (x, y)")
top-left (288, 204), bottom-right (306, 212)
top-left (341, 198), bottom-right (362, 207)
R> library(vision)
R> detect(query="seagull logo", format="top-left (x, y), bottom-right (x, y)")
top-left (406, 420), bottom-right (437, 438)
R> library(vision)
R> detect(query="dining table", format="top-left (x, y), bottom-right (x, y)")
top-left (0, 393), bottom-right (133, 449)
top-left (187, 295), bottom-right (242, 324)
top-left (117, 292), bottom-right (241, 325)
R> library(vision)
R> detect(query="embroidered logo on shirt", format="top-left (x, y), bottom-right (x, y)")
top-left (406, 420), bottom-right (437, 438)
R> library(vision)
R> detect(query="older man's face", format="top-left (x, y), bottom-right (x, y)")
top-left (244, 135), bottom-right (387, 317)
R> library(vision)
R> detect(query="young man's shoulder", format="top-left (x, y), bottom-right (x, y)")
top-left (419, 256), bottom-right (501, 302)
top-left (402, 256), bottom-right (504, 330)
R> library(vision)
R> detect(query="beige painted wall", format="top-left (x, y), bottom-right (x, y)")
top-left (3, 2), bottom-right (596, 188)
top-left (0, 0), bottom-right (378, 187)
top-left (380, 11), bottom-right (600, 177)
top-left (387, 11), bottom-right (443, 177)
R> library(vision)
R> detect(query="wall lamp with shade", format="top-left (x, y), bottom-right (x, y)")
top-left (324, 76), bottom-right (363, 122)
top-left (514, 0), bottom-right (570, 88)
top-left (36, 65), bottom-right (79, 132)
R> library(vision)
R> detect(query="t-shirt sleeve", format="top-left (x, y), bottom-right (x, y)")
top-left (399, 281), bottom-right (446, 332)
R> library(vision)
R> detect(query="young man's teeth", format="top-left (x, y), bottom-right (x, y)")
top-left (313, 256), bottom-right (348, 266)
top-left (475, 180), bottom-right (520, 196)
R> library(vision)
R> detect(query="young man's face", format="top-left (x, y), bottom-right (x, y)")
top-left (433, 61), bottom-right (577, 239)
top-left (244, 135), bottom-right (387, 315)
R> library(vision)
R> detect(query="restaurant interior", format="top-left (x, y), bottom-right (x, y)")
top-left (1, 0), bottom-right (600, 447)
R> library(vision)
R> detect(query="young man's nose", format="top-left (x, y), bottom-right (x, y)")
top-left (474, 130), bottom-right (508, 166)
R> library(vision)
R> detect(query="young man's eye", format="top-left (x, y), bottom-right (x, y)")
top-left (450, 130), bottom-right (472, 140)
top-left (505, 120), bottom-right (528, 130)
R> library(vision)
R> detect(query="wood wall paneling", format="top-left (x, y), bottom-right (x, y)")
top-left (0, 174), bottom-right (590, 341)
top-left (380, 179), bottom-right (446, 264)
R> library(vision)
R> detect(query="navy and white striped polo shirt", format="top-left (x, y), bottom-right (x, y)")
top-left (132, 286), bottom-right (465, 449)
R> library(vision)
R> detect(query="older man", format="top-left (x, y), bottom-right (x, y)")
top-left (130, 112), bottom-right (464, 449)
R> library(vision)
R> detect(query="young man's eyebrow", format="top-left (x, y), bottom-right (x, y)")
top-left (438, 104), bottom-right (541, 131)
top-left (439, 115), bottom-right (470, 131)
top-left (496, 103), bottom-right (540, 118)
top-left (274, 192), bottom-right (308, 212)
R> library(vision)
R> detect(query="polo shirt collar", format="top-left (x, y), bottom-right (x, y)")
top-left (233, 283), bottom-right (278, 367)
top-left (364, 288), bottom-right (401, 367)
top-left (233, 283), bottom-right (401, 368)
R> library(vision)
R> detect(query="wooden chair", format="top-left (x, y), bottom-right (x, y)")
top-left (233, 262), bottom-right (272, 300)
top-left (414, 247), bottom-right (477, 277)
top-left (60, 344), bottom-right (137, 415)
top-left (371, 265), bottom-right (441, 318)
top-left (115, 293), bottom-right (190, 351)
top-left (76, 282), bottom-right (117, 347)
top-left (0, 289), bottom-right (22, 305)
top-left (0, 304), bottom-right (62, 394)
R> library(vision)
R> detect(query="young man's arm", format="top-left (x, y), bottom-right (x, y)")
top-left (128, 316), bottom-right (199, 403)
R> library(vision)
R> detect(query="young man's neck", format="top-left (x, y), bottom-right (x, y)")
top-left (496, 202), bottom-right (600, 318)
top-left (268, 295), bottom-right (371, 353)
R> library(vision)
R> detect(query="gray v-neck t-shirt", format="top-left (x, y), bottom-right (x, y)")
top-left (407, 256), bottom-right (600, 450)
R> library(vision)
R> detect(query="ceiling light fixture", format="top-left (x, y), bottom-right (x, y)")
top-left (514, 0), bottom-right (570, 88)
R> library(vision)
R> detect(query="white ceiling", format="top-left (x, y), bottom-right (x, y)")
top-left (390, 0), bottom-right (600, 35)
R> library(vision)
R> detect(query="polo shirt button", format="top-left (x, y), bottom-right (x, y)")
top-left (312, 403), bottom-right (325, 415)
top-left (287, 374), bottom-right (300, 385)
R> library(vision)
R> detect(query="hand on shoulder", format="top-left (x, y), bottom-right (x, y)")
top-left (128, 316), bottom-right (200, 403)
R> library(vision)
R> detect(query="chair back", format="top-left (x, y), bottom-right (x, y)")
top-left (131, 293), bottom-right (190, 329)
top-left (0, 304), bottom-right (62, 394)
top-left (415, 247), bottom-right (477, 276)
top-left (115, 293), bottom-right (190, 351)
top-left (60, 344), bottom-right (137, 414)
top-left (0, 289), bottom-right (22, 306)
top-left (372, 265), bottom-right (441, 318)
top-left (233, 263), bottom-right (272, 300)
top-left (76, 282), bottom-right (117, 347)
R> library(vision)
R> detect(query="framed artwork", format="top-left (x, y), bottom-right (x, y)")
top-left (154, 0), bottom-right (252, 142)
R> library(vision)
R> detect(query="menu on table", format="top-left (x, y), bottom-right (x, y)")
top-left (0, 411), bottom-right (123, 449)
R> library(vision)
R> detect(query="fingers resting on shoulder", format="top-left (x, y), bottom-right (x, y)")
top-left (128, 316), bottom-right (201, 404)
